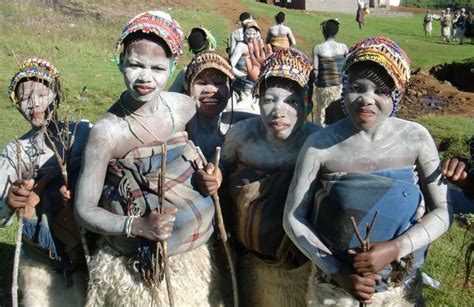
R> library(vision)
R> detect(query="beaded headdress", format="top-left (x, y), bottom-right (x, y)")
top-left (253, 47), bottom-right (312, 96)
top-left (342, 37), bottom-right (411, 115)
top-left (114, 11), bottom-right (184, 60)
top-left (185, 51), bottom-right (234, 93)
top-left (8, 57), bottom-right (61, 105)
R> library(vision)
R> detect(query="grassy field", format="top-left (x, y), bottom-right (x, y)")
top-left (0, 0), bottom-right (473, 306)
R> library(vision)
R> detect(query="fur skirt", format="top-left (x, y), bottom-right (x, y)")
top-left (85, 240), bottom-right (224, 307)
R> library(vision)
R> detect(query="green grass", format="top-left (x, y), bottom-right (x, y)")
top-left (0, 1), bottom-right (473, 306)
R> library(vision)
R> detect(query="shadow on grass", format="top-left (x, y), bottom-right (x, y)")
top-left (0, 242), bottom-right (14, 307)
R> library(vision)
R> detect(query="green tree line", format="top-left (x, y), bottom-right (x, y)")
top-left (401, 0), bottom-right (473, 9)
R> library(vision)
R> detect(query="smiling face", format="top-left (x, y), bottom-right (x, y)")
top-left (122, 38), bottom-right (171, 103)
top-left (344, 62), bottom-right (395, 131)
top-left (191, 68), bottom-right (230, 119)
top-left (259, 78), bottom-right (304, 142)
top-left (16, 80), bottom-right (56, 129)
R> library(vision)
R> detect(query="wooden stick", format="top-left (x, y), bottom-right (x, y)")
top-left (196, 146), bottom-right (239, 307)
top-left (153, 144), bottom-right (174, 307)
top-left (12, 139), bottom-right (23, 307)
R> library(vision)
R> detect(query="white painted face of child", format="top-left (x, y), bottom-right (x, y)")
top-left (244, 27), bottom-right (260, 42)
top-left (344, 70), bottom-right (394, 131)
top-left (16, 80), bottom-right (56, 128)
top-left (191, 69), bottom-right (230, 119)
top-left (122, 39), bottom-right (171, 103)
top-left (259, 85), bottom-right (304, 142)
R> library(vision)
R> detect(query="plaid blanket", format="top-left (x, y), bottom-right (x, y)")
top-left (103, 132), bottom-right (214, 255)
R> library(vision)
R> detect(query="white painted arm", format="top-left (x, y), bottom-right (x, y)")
top-left (283, 136), bottom-right (342, 275)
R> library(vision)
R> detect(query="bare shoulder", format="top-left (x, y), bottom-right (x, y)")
top-left (392, 118), bottom-right (432, 140)
top-left (160, 91), bottom-right (195, 120)
top-left (227, 117), bottom-right (260, 139)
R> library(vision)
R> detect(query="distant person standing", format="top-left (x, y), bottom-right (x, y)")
top-left (423, 10), bottom-right (434, 36)
top-left (229, 12), bottom-right (252, 55)
top-left (311, 19), bottom-right (348, 126)
top-left (465, 12), bottom-right (474, 44)
top-left (440, 8), bottom-right (452, 43)
top-left (456, 8), bottom-right (467, 44)
top-left (356, 0), bottom-right (365, 29)
top-left (265, 11), bottom-right (296, 51)
top-left (452, 10), bottom-right (460, 42)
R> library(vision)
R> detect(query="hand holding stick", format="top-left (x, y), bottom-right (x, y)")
top-left (196, 146), bottom-right (238, 307)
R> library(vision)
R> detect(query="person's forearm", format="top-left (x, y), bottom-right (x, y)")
top-left (395, 176), bottom-right (452, 258)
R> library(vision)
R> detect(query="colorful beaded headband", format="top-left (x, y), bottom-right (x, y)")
top-left (343, 37), bottom-right (411, 91)
top-left (8, 57), bottom-right (61, 104)
top-left (114, 11), bottom-right (184, 60)
top-left (253, 47), bottom-right (313, 96)
top-left (185, 51), bottom-right (234, 93)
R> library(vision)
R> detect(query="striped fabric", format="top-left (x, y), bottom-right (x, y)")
top-left (103, 132), bottom-right (214, 256)
top-left (316, 55), bottom-right (345, 87)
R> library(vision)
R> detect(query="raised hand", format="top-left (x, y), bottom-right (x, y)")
top-left (245, 38), bottom-right (273, 82)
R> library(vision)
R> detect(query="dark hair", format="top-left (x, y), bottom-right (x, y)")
top-left (322, 19), bottom-right (339, 39)
top-left (188, 28), bottom-right (207, 53)
top-left (347, 61), bottom-right (396, 93)
top-left (239, 12), bottom-right (251, 22)
top-left (122, 31), bottom-right (172, 59)
top-left (275, 11), bottom-right (285, 24)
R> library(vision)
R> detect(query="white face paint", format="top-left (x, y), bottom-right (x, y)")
top-left (244, 27), bottom-right (260, 42)
top-left (344, 74), bottom-right (394, 131)
top-left (16, 80), bottom-right (56, 129)
top-left (259, 85), bottom-right (304, 142)
top-left (191, 69), bottom-right (230, 119)
top-left (122, 39), bottom-right (171, 103)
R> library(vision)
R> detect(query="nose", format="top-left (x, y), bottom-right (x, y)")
top-left (358, 94), bottom-right (375, 106)
top-left (271, 101), bottom-right (285, 118)
top-left (203, 83), bottom-right (218, 93)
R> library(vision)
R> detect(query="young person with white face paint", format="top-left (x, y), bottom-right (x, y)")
top-left (283, 37), bottom-right (453, 306)
top-left (1, 58), bottom-right (90, 306)
top-left (74, 11), bottom-right (223, 306)
top-left (230, 20), bottom-right (261, 101)
top-left (185, 50), bottom-right (258, 161)
top-left (197, 48), bottom-right (319, 306)
top-left (229, 12), bottom-right (253, 55)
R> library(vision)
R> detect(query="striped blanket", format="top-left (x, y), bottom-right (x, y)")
top-left (229, 163), bottom-right (306, 268)
top-left (102, 132), bottom-right (214, 256)
top-left (315, 55), bottom-right (345, 87)
top-left (313, 166), bottom-right (427, 288)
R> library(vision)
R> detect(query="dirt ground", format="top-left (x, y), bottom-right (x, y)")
top-left (397, 66), bottom-right (474, 120)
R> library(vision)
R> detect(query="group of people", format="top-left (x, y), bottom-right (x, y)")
top-left (423, 7), bottom-right (474, 44)
top-left (1, 7), bottom-right (473, 307)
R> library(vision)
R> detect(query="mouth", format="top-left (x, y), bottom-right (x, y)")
top-left (356, 108), bottom-right (375, 118)
top-left (133, 85), bottom-right (155, 96)
top-left (269, 121), bottom-right (290, 132)
top-left (199, 97), bottom-right (220, 106)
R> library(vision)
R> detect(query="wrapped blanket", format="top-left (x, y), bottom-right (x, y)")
top-left (229, 163), bottom-right (305, 267)
top-left (270, 35), bottom-right (290, 50)
top-left (102, 132), bottom-right (214, 256)
top-left (313, 166), bottom-right (427, 288)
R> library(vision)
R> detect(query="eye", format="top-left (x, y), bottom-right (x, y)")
top-left (375, 89), bottom-right (391, 96)
top-left (152, 66), bottom-right (166, 71)
top-left (263, 97), bottom-right (274, 104)
top-left (349, 84), bottom-right (363, 93)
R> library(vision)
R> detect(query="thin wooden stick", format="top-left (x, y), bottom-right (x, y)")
top-left (196, 146), bottom-right (239, 307)
top-left (153, 144), bottom-right (174, 307)
top-left (12, 139), bottom-right (23, 307)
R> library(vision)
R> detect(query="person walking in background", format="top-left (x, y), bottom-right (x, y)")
top-left (356, 0), bottom-right (365, 29)
top-left (423, 10), bottom-right (434, 36)
top-left (265, 11), bottom-right (296, 51)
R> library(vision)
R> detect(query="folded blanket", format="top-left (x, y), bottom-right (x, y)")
top-left (313, 166), bottom-right (426, 288)
top-left (270, 35), bottom-right (290, 50)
